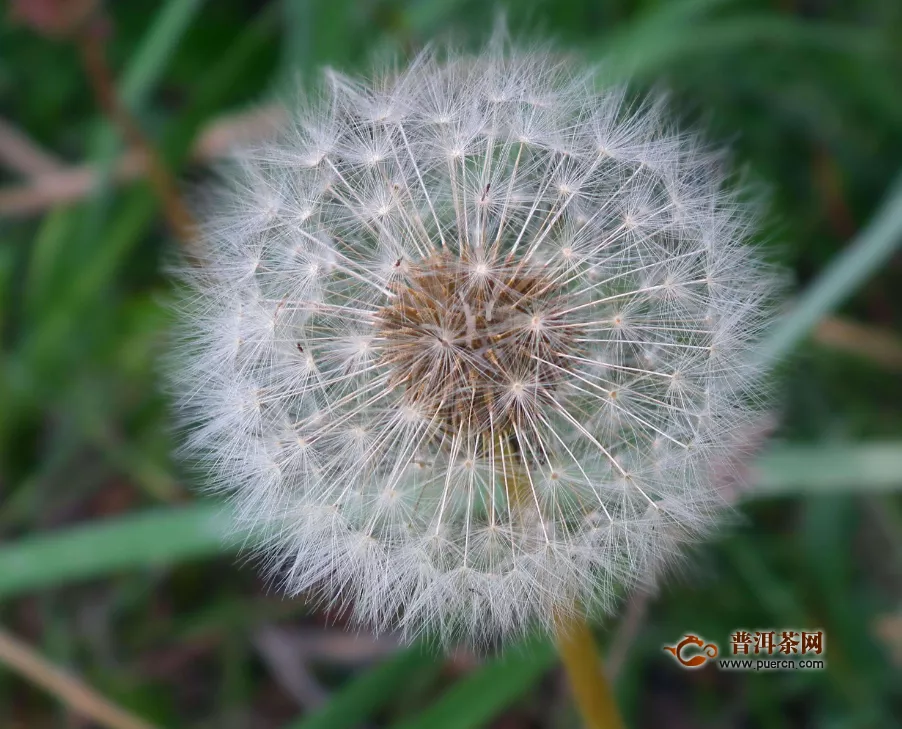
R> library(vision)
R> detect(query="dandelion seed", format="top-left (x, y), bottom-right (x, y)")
top-left (170, 36), bottom-right (777, 646)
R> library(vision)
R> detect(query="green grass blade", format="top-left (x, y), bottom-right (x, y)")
top-left (752, 443), bottom-right (902, 495)
top-left (401, 0), bottom-right (483, 36)
top-left (284, 646), bottom-right (441, 729)
top-left (595, 16), bottom-right (886, 81)
top-left (0, 504), bottom-right (240, 600)
top-left (281, 0), bottom-right (357, 77)
top-left (281, 0), bottom-right (313, 78)
top-left (119, 0), bottom-right (209, 109)
top-left (23, 207), bottom-right (75, 319)
top-left (390, 639), bottom-right (557, 729)
top-left (761, 172), bottom-right (902, 361)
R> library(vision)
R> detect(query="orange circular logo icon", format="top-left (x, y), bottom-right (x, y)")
top-left (663, 635), bottom-right (719, 668)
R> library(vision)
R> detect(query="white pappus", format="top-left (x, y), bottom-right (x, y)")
top-left (169, 37), bottom-right (777, 646)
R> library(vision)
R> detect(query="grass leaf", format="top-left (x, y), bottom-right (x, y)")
top-left (285, 647), bottom-right (442, 729)
top-left (752, 443), bottom-right (902, 495)
top-left (120, 0), bottom-right (209, 109)
top-left (0, 504), bottom-right (240, 600)
top-left (390, 640), bottom-right (557, 729)
top-left (761, 172), bottom-right (902, 361)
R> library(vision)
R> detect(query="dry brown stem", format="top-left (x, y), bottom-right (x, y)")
top-left (0, 118), bottom-right (66, 177)
top-left (814, 317), bottom-right (902, 371)
top-left (74, 20), bottom-right (196, 243)
top-left (0, 627), bottom-right (161, 729)
top-left (0, 108), bottom-right (283, 218)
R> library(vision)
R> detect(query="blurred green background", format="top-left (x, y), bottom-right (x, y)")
top-left (1, 0), bottom-right (901, 727)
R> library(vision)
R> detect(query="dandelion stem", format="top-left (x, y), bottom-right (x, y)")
top-left (554, 612), bottom-right (626, 729)
top-left (505, 454), bottom-right (625, 728)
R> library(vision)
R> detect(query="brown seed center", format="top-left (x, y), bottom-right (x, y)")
top-left (375, 251), bottom-right (574, 437)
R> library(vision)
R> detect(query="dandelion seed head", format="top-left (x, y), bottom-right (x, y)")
top-left (170, 36), bottom-right (777, 646)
